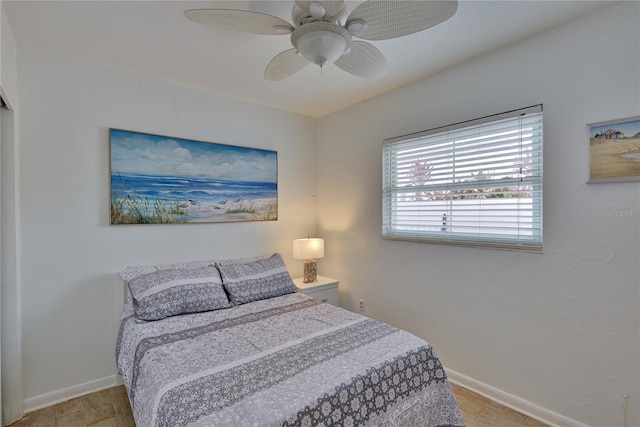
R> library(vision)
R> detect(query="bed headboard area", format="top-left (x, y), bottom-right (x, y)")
top-left (113, 253), bottom-right (294, 357)
top-left (114, 258), bottom-right (221, 355)
top-left (115, 254), bottom-right (286, 320)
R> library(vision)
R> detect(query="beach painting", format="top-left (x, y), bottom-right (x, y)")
top-left (589, 116), bottom-right (640, 183)
top-left (110, 129), bottom-right (277, 224)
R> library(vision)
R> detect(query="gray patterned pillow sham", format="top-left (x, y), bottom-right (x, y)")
top-left (128, 267), bottom-right (230, 320)
top-left (216, 253), bottom-right (297, 305)
top-left (119, 259), bottom-right (218, 282)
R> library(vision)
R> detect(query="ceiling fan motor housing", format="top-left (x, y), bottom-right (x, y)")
top-left (291, 2), bottom-right (348, 26)
top-left (291, 21), bottom-right (352, 66)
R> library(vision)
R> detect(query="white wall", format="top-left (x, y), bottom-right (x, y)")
top-left (317, 2), bottom-right (640, 426)
top-left (17, 49), bottom-right (318, 405)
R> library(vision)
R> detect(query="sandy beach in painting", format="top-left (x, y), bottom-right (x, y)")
top-left (183, 197), bottom-right (278, 222)
top-left (110, 172), bottom-right (278, 224)
top-left (590, 137), bottom-right (640, 180)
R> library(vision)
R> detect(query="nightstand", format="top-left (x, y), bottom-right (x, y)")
top-left (293, 275), bottom-right (339, 306)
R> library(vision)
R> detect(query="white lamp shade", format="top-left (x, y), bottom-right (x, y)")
top-left (293, 238), bottom-right (324, 260)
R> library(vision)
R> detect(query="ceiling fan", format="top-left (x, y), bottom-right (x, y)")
top-left (184, 0), bottom-right (458, 81)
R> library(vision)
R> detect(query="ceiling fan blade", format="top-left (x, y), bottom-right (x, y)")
top-left (346, 0), bottom-right (457, 41)
top-left (264, 49), bottom-right (309, 81)
top-left (335, 41), bottom-right (388, 78)
top-left (294, 1), bottom-right (345, 18)
top-left (184, 9), bottom-right (294, 35)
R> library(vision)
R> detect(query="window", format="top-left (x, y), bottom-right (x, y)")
top-left (382, 105), bottom-right (543, 252)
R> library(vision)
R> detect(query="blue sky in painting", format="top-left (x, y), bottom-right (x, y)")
top-left (110, 129), bottom-right (277, 183)
top-left (590, 119), bottom-right (640, 138)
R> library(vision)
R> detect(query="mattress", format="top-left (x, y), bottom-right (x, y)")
top-left (116, 292), bottom-right (463, 426)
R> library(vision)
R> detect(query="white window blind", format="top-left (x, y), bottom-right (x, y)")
top-left (382, 105), bottom-right (543, 252)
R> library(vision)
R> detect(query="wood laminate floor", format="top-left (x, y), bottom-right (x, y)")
top-left (8, 384), bottom-right (550, 427)
top-left (450, 384), bottom-right (549, 427)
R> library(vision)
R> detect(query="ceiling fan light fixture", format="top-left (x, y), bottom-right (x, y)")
top-left (292, 22), bottom-right (352, 67)
top-left (297, 31), bottom-right (346, 66)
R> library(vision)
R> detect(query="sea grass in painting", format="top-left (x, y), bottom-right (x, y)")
top-left (110, 129), bottom-right (278, 224)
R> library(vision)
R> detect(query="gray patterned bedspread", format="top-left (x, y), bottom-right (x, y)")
top-left (116, 293), bottom-right (463, 427)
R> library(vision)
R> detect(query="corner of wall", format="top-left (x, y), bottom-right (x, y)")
top-left (1, 5), bottom-right (22, 423)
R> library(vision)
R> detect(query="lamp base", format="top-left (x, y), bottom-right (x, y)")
top-left (303, 258), bottom-right (318, 283)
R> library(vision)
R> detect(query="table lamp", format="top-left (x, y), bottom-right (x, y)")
top-left (293, 237), bottom-right (324, 282)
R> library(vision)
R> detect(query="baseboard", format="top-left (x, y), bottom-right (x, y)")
top-left (445, 367), bottom-right (589, 427)
top-left (22, 375), bottom-right (119, 413)
top-left (3, 404), bottom-right (24, 427)
top-left (21, 369), bottom-right (586, 426)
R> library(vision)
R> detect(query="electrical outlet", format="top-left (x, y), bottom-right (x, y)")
top-left (358, 299), bottom-right (365, 312)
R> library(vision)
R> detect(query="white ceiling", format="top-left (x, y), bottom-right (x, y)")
top-left (4, 0), bottom-right (615, 117)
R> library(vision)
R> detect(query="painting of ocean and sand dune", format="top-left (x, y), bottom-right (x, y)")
top-left (589, 117), bottom-right (640, 182)
top-left (110, 129), bottom-right (277, 224)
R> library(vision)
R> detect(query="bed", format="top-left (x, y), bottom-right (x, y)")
top-left (116, 253), bottom-right (464, 427)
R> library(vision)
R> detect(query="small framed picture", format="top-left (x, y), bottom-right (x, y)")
top-left (588, 116), bottom-right (640, 183)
